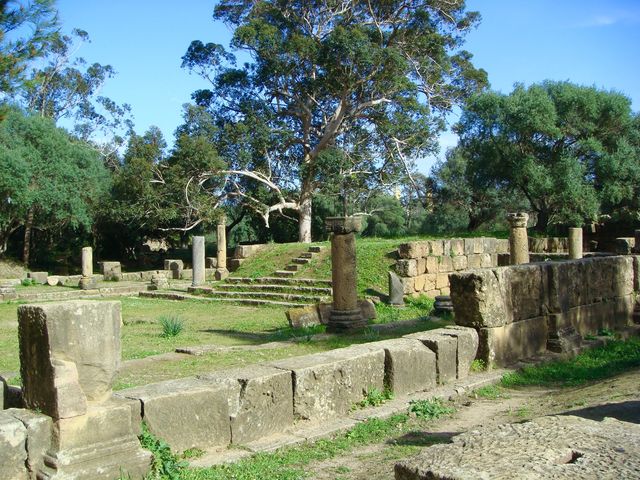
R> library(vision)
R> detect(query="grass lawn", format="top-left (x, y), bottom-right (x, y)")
top-left (0, 295), bottom-right (446, 388)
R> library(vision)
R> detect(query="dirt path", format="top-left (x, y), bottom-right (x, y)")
top-left (303, 369), bottom-right (640, 480)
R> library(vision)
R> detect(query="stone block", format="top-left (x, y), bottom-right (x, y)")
top-left (478, 316), bottom-right (548, 367)
top-left (121, 272), bottom-right (142, 281)
top-left (388, 271), bottom-right (404, 305)
top-left (28, 271), bottom-right (48, 284)
top-left (466, 254), bottom-right (482, 269)
top-left (495, 239), bottom-right (510, 254)
top-left (502, 264), bottom-right (545, 322)
top-left (450, 269), bottom-right (510, 328)
top-left (18, 301), bottom-right (122, 418)
top-left (6, 408), bottom-right (52, 477)
top-left (43, 400), bottom-right (151, 479)
top-left (395, 259), bottom-right (418, 277)
top-left (425, 256), bottom-right (438, 274)
top-left (205, 257), bottom-right (218, 268)
top-left (364, 339), bottom-right (436, 395)
top-left (482, 237), bottom-right (496, 254)
top-left (100, 261), bottom-right (122, 280)
top-left (198, 366), bottom-right (293, 445)
top-left (436, 273), bottom-right (449, 289)
top-left (268, 346), bottom-right (385, 421)
top-left (429, 240), bottom-right (444, 256)
top-left (425, 289), bottom-right (440, 298)
top-left (403, 330), bottom-right (457, 385)
top-left (450, 239), bottom-right (464, 256)
top-left (442, 240), bottom-right (451, 257)
top-left (228, 258), bottom-right (243, 271)
top-left (0, 411), bottom-right (27, 480)
top-left (398, 242), bottom-right (427, 259)
top-left (414, 274), bottom-right (426, 292)
top-left (359, 298), bottom-right (377, 321)
top-left (528, 237), bottom-right (548, 253)
top-left (286, 305), bottom-right (321, 328)
top-left (416, 257), bottom-right (426, 275)
top-left (117, 377), bottom-right (231, 452)
top-left (480, 253), bottom-right (493, 268)
top-left (234, 244), bottom-right (265, 259)
top-left (164, 259), bottom-right (184, 279)
top-left (452, 255), bottom-right (467, 271)
top-left (401, 277), bottom-right (415, 294)
top-left (423, 274), bottom-right (437, 292)
top-left (0, 285), bottom-right (17, 300)
top-left (442, 326), bottom-right (479, 379)
top-left (561, 296), bottom-right (634, 337)
top-left (438, 256), bottom-right (453, 273)
top-left (180, 268), bottom-right (193, 280)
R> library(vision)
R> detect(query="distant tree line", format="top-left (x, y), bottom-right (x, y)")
top-left (1, 1), bottom-right (638, 271)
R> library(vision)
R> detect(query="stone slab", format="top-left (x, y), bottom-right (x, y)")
top-left (442, 326), bottom-right (479, 379)
top-left (395, 415), bottom-right (640, 480)
top-left (198, 365), bottom-right (294, 445)
top-left (449, 269), bottom-right (510, 328)
top-left (0, 410), bottom-right (28, 480)
top-left (403, 330), bottom-right (457, 385)
top-left (362, 339), bottom-right (436, 395)
top-left (478, 315), bottom-right (548, 367)
top-left (286, 305), bottom-right (321, 328)
top-left (28, 271), bottom-right (48, 284)
top-left (116, 377), bottom-right (231, 452)
top-left (6, 408), bottom-right (52, 477)
top-left (268, 346), bottom-right (385, 421)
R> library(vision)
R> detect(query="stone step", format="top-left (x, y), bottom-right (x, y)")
top-left (308, 246), bottom-right (323, 253)
top-left (274, 270), bottom-right (296, 278)
top-left (186, 288), bottom-right (328, 303)
top-left (140, 291), bottom-right (308, 308)
top-left (215, 284), bottom-right (332, 295)
top-left (225, 277), bottom-right (332, 288)
top-left (292, 258), bottom-right (311, 265)
top-left (285, 265), bottom-right (299, 272)
top-left (299, 253), bottom-right (314, 259)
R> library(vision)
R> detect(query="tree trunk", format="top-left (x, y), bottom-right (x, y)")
top-left (534, 209), bottom-right (549, 233)
top-left (22, 206), bottom-right (34, 266)
top-left (298, 187), bottom-right (313, 243)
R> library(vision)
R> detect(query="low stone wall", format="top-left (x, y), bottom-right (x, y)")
top-left (450, 256), bottom-right (638, 367)
top-left (395, 238), bottom-right (509, 298)
top-left (113, 326), bottom-right (478, 453)
top-left (528, 237), bottom-right (568, 253)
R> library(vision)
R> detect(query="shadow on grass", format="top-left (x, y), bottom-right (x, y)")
top-left (391, 431), bottom-right (455, 447)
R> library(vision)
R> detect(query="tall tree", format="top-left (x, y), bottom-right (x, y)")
top-left (0, 0), bottom-right (59, 95)
top-left (182, 0), bottom-right (487, 242)
top-left (0, 107), bottom-right (109, 264)
top-left (455, 82), bottom-right (636, 231)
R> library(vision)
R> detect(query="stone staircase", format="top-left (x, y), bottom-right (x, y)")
top-left (181, 246), bottom-right (331, 307)
top-left (274, 245), bottom-right (324, 278)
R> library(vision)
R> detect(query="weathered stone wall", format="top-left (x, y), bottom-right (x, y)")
top-left (395, 238), bottom-right (509, 298)
top-left (114, 325), bottom-right (478, 452)
top-left (528, 237), bottom-right (568, 253)
top-left (450, 256), bottom-right (638, 367)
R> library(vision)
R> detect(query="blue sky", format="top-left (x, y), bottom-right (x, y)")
top-left (56, 0), bottom-right (640, 173)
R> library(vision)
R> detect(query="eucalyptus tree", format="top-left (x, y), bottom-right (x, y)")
top-left (182, 0), bottom-right (487, 242)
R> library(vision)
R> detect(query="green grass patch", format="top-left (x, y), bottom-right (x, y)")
top-left (159, 315), bottom-right (185, 338)
top-left (356, 387), bottom-right (394, 408)
top-left (473, 384), bottom-right (509, 400)
top-left (501, 338), bottom-right (640, 388)
top-left (408, 398), bottom-right (455, 420)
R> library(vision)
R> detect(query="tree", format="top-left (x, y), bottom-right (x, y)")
top-left (182, 0), bottom-right (487, 242)
top-left (455, 81), bottom-right (637, 231)
top-left (0, 107), bottom-right (109, 264)
top-left (0, 0), bottom-right (59, 95)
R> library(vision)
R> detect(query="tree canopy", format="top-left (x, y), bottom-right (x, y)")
top-left (182, 0), bottom-right (487, 241)
top-left (454, 81), bottom-right (640, 231)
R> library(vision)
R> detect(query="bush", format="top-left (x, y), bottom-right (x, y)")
top-left (159, 315), bottom-right (184, 338)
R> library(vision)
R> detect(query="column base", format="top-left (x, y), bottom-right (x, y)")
top-left (327, 308), bottom-right (367, 333)
top-left (78, 276), bottom-right (97, 290)
top-left (214, 268), bottom-right (229, 281)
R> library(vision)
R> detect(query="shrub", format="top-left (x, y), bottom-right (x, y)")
top-left (159, 315), bottom-right (184, 338)
top-left (409, 398), bottom-right (454, 420)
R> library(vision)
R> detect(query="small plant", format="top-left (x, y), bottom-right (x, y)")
top-left (181, 447), bottom-right (205, 460)
top-left (470, 359), bottom-right (487, 372)
top-left (409, 398), bottom-right (454, 420)
top-left (139, 422), bottom-right (188, 479)
top-left (474, 384), bottom-right (509, 400)
top-left (597, 328), bottom-right (614, 337)
top-left (159, 315), bottom-right (184, 338)
top-left (21, 278), bottom-right (36, 286)
top-left (357, 387), bottom-right (394, 408)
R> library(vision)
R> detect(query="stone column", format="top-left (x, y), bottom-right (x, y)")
top-left (79, 246), bottom-right (96, 289)
top-left (215, 218), bottom-right (229, 281)
top-left (192, 236), bottom-right (205, 287)
top-left (325, 216), bottom-right (366, 332)
top-left (17, 300), bottom-right (151, 478)
top-left (568, 227), bottom-right (583, 260)
top-left (506, 212), bottom-right (530, 265)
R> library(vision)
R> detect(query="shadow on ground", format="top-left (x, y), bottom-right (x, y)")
top-left (562, 400), bottom-right (640, 424)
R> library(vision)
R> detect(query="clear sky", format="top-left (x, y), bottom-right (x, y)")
top-left (56, 0), bottom-right (640, 174)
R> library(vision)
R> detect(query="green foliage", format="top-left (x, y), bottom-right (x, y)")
top-left (455, 81), bottom-right (640, 232)
top-left (357, 387), bottom-right (394, 408)
top-left (139, 423), bottom-right (188, 480)
top-left (501, 338), bottom-right (640, 388)
top-left (470, 359), bottom-right (487, 372)
top-left (181, 1), bottom-right (487, 241)
top-left (473, 385), bottom-right (509, 400)
top-left (159, 315), bottom-right (184, 338)
top-left (409, 398), bottom-right (455, 420)
top-left (20, 278), bottom-right (36, 286)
